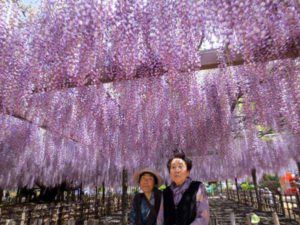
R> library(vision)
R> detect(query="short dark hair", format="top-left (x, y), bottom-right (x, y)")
top-left (139, 172), bottom-right (158, 185)
top-left (167, 152), bottom-right (192, 172)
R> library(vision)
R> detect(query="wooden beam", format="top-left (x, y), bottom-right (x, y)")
top-left (1, 112), bottom-right (82, 144)
top-left (0, 112), bottom-right (110, 153)
top-left (0, 45), bottom-right (298, 146)
top-left (30, 45), bottom-right (299, 94)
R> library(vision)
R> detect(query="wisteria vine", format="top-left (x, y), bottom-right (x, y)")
top-left (0, 0), bottom-right (299, 188)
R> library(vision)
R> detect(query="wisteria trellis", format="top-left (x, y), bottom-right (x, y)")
top-left (0, 0), bottom-right (299, 188)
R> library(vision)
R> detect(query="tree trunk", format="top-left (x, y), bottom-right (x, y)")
top-left (235, 178), bottom-right (240, 203)
top-left (102, 181), bottom-right (105, 215)
top-left (252, 168), bottom-right (262, 210)
top-left (226, 179), bottom-right (229, 199)
top-left (122, 168), bottom-right (128, 225)
top-left (0, 189), bottom-right (3, 204)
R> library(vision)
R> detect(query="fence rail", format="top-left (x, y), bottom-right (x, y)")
top-left (0, 194), bottom-right (132, 225)
top-left (225, 189), bottom-right (300, 222)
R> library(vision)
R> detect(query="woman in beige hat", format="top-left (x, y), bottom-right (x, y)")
top-left (129, 168), bottom-right (163, 225)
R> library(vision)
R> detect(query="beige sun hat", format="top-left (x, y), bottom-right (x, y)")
top-left (133, 168), bottom-right (164, 187)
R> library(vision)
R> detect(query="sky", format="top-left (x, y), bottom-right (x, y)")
top-left (21, 0), bottom-right (41, 8)
top-left (18, 0), bottom-right (221, 50)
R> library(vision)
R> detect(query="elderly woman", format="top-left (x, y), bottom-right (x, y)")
top-left (157, 153), bottom-right (210, 225)
top-left (129, 168), bottom-right (163, 225)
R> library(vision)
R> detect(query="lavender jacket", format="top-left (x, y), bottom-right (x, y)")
top-left (156, 177), bottom-right (210, 225)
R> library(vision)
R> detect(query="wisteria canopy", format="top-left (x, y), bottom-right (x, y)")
top-left (0, 0), bottom-right (299, 188)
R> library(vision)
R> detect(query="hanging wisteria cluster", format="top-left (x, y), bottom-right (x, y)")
top-left (0, 0), bottom-right (299, 188)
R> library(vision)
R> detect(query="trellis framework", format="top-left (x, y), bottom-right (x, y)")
top-left (0, 0), bottom-right (299, 188)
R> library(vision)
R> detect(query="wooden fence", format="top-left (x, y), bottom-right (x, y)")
top-left (0, 194), bottom-right (132, 225)
top-left (226, 188), bottom-right (300, 222)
